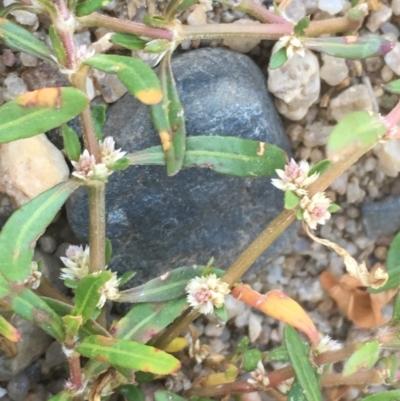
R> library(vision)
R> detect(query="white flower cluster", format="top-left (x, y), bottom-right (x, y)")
top-left (272, 159), bottom-right (332, 230)
top-left (60, 244), bottom-right (121, 307)
top-left (24, 261), bottom-right (42, 290)
top-left (276, 35), bottom-right (305, 59)
top-left (248, 361), bottom-right (270, 389)
top-left (313, 334), bottom-right (341, 355)
top-left (72, 137), bottom-right (126, 182)
top-left (185, 273), bottom-right (230, 315)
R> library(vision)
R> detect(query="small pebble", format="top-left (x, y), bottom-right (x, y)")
top-left (366, 5), bottom-right (392, 32)
top-left (318, 0), bottom-right (343, 15)
top-left (20, 53), bottom-right (38, 67)
top-left (384, 42), bottom-right (400, 75)
top-left (374, 246), bottom-right (387, 260)
top-left (45, 342), bottom-right (66, 369)
top-left (7, 372), bottom-right (30, 401)
top-left (381, 64), bottom-right (394, 83)
top-left (2, 50), bottom-right (16, 67)
top-left (204, 322), bottom-right (224, 338)
top-left (3, 73), bottom-right (28, 101)
top-left (248, 313), bottom-right (263, 342)
top-left (38, 236), bottom-right (57, 253)
top-left (393, 0), bottom-right (400, 16)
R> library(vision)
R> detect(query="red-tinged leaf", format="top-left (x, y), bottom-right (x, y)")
top-left (0, 181), bottom-right (81, 282)
top-left (326, 111), bottom-right (387, 162)
top-left (232, 285), bottom-right (319, 346)
top-left (0, 88), bottom-right (88, 143)
top-left (84, 55), bottom-right (162, 105)
top-left (0, 315), bottom-right (20, 342)
top-left (76, 335), bottom-right (181, 375)
top-left (305, 36), bottom-right (394, 59)
top-left (0, 18), bottom-right (51, 61)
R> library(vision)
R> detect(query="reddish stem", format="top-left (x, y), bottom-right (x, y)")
top-left (237, 0), bottom-right (290, 24)
top-left (67, 352), bottom-right (84, 392)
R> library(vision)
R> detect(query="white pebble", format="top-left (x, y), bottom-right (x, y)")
top-left (318, 0), bottom-right (343, 15)
top-left (3, 73), bottom-right (28, 101)
top-left (204, 322), bottom-right (224, 337)
top-left (20, 53), bottom-right (38, 67)
top-left (381, 64), bottom-right (394, 83)
top-left (366, 5), bottom-right (392, 33)
top-left (392, 0), bottom-right (400, 16)
top-left (283, 0), bottom-right (306, 21)
top-left (320, 54), bottom-right (348, 86)
top-left (248, 313), bottom-right (263, 343)
top-left (384, 42), bottom-right (400, 75)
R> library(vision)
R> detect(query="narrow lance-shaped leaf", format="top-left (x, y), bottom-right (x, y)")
top-left (5, 283), bottom-right (65, 341)
top-left (0, 87), bottom-right (88, 143)
top-left (75, 0), bottom-right (113, 16)
top-left (76, 335), bottom-right (181, 375)
top-left (91, 104), bottom-right (106, 140)
top-left (326, 111), bottom-right (387, 162)
top-left (304, 36), bottom-right (394, 59)
top-left (62, 124), bottom-right (81, 162)
top-left (49, 25), bottom-right (66, 65)
top-left (110, 33), bottom-right (147, 51)
top-left (155, 391), bottom-right (186, 401)
top-left (150, 51), bottom-right (186, 176)
top-left (164, 0), bottom-right (197, 20)
top-left (118, 385), bottom-right (146, 401)
top-left (71, 271), bottom-right (112, 323)
top-left (129, 136), bottom-right (287, 177)
top-left (359, 390), bottom-right (400, 401)
top-left (284, 325), bottom-right (323, 401)
top-left (288, 379), bottom-right (307, 401)
top-left (0, 181), bottom-right (81, 282)
top-left (84, 55), bottom-right (162, 105)
top-left (0, 315), bottom-right (20, 342)
top-left (110, 297), bottom-right (188, 342)
top-left (269, 47), bottom-right (288, 69)
top-left (232, 285), bottom-right (319, 345)
top-left (118, 266), bottom-right (224, 303)
top-left (0, 18), bottom-right (52, 61)
top-left (343, 340), bottom-right (380, 377)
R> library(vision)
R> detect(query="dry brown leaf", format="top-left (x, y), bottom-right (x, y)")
top-left (320, 271), bottom-right (398, 328)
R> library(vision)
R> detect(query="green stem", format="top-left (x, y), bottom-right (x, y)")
top-left (88, 182), bottom-right (106, 273)
top-left (236, 0), bottom-right (290, 24)
top-left (77, 13), bottom-right (174, 41)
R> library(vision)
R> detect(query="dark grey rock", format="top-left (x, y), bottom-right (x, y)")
top-left (361, 195), bottom-right (400, 239)
top-left (67, 48), bottom-right (295, 283)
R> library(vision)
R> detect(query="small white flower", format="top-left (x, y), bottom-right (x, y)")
top-left (60, 245), bottom-right (90, 282)
top-left (314, 334), bottom-right (341, 355)
top-left (277, 378), bottom-right (294, 394)
top-left (100, 137), bottom-right (126, 168)
top-left (276, 35), bottom-right (305, 59)
top-left (71, 150), bottom-right (110, 181)
top-left (300, 192), bottom-right (331, 229)
top-left (186, 274), bottom-right (230, 315)
top-left (25, 261), bottom-right (42, 289)
top-left (248, 361), bottom-right (270, 388)
top-left (97, 272), bottom-right (121, 308)
top-left (271, 158), bottom-right (319, 196)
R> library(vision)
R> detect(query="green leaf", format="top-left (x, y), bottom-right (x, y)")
top-left (0, 18), bottom-right (51, 61)
top-left (143, 14), bottom-right (168, 28)
top-left (105, 238), bottom-right (112, 265)
top-left (308, 159), bottom-right (331, 176)
top-left (304, 36), bottom-right (394, 59)
top-left (71, 271), bottom-right (112, 323)
top-left (263, 345), bottom-right (289, 362)
top-left (150, 52), bottom-right (186, 176)
top-left (145, 39), bottom-right (170, 54)
top-left (0, 314), bottom-right (20, 342)
top-left (62, 124), bottom-right (81, 161)
top-left (343, 340), bottom-right (380, 376)
top-left (49, 25), bottom-right (66, 65)
top-left (110, 33), bottom-right (147, 51)
top-left (284, 325), bottom-right (322, 401)
top-left (391, 292), bottom-right (400, 325)
top-left (91, 104), bottom-right (106, 140)
top-left (0, 181), bottom-right (80, 282)
top-left (0, 87), bottom-right (88, 143)
top-left (118, 385), bottom-right (146, 401)
top-left (84, 55), bottom-right (162, 105)
top-left (119, 271), bottom-right (136, 287)
top-left (110, 297), bottom-right (188, 342)
top-left (370, 231), bottom-right (400, 294)
top-left (155, 391), bottom-right (186, 401)
top-left (165, 0), bottom-right (198, 20)
top-left (110, 157), bottom-right (130, 171)
top-left (327, 111), bottom-right (387, 160)
top-left (383, 79), bottom-right (400, 95)
top-left (288, 379), bottom-right (307, 401)
top-left (62, 315), bottom-right (82, 337)
top-left (328, 203), bottom-right (341, 213)
top-left (380, 354), bottom-right (398, 383)
top-left (214, 305), bottom-right (228, 323)
top-left (75, 0), bottom-right (113, 16)
top-left (269, 47), bottom-right (288, 69)
top-left (296, 209), bottom-right (304, 220)
top-left (6, 283), bottom-right (65, 341)
top-left (359, 390), bottom-right (400, 401)
top-left (234, 336), bottom-right (249, 357)
top-left (76, 335), bottom-right (181, 375)
top-left (242, 349), bottom-right (262, 371)
top-left (118, 266), bottom-right (224, 303)
top-left (47, 391), bottom-right (73, 401)
top-left (129, 136), bottom-right (287, 177)
top-left (294, 17), bottom-right (310, 36)
top-left (284, 191), bottom-right (299, 210)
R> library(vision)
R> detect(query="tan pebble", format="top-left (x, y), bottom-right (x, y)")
top-left (374, 246), bottom-right (387, 260)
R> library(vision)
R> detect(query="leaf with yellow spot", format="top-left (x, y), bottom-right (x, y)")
top-left (77, 335), bottom-right (181, 375)
top-left (84, 55), bottom-right (162, 105)
top-left (232, 284), bottom-right (319, 346)
top-left (0, 87), bottom-right (88, 143)
top-left (0, 315), bottom-right (20, 342)
top-left (164, 337), bottom-right (188, 353)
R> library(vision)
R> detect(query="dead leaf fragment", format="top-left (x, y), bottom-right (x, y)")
top-left (320, 271), bottom-right (397, 328)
